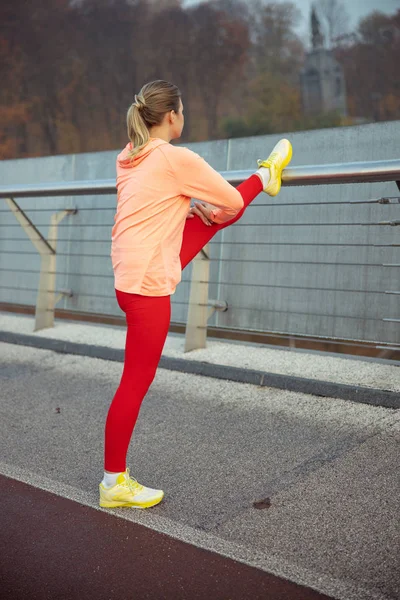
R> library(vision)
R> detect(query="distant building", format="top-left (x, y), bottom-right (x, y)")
top-left (300, 49), bottom-right (347, 117)
top-left (300, 5), bottom-right (347, 117)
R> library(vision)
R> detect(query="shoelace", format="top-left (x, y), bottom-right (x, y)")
top-left (123, 467), bottom-right (144, 494)
top-left (258, 151), bottom-right (280, 168)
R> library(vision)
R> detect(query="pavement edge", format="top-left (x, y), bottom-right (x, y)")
top-left (1, 330), bottom-right (399, 409)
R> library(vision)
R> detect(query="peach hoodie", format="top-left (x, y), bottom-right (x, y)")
top-left (111, 138), bottom-right (244, 296)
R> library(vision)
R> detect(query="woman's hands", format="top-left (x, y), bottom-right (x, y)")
top-left (186, 202), bottom-right (215, 226)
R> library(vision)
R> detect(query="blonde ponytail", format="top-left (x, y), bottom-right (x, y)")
top-left (126, 81), bottom-right (181, 159)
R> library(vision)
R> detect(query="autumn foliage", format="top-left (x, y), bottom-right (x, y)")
top-left (0, 0), bottom-right (399, 159)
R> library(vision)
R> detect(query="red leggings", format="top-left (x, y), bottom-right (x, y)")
top-left (104, 175), bottom-right (262, 471)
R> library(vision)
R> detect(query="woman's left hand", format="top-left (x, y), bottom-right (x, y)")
top-left (186, 202), bottom-right (214, 226)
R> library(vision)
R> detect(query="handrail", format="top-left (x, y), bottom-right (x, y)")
top-left (223, 159), bottom-right (400, 186)
top-left (0, 159), bottom-right (399, 198)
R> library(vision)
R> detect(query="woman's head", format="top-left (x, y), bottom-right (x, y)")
top-left (127, 80), bottom-right (183, 157)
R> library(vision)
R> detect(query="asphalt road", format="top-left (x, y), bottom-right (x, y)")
top-left (1, 341), bottom-right (399, 600)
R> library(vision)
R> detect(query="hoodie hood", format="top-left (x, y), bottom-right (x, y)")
top-left (117, 138), bottom-right (168, 168)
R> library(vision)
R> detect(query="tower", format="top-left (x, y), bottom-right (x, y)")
top-left (300, 5), bottom-right (347, 117)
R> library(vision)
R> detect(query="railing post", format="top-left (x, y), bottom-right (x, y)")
top-left (5, 198), bottom-right (76, 331)
top-left (184, 244), bottom-right (228, 352)
top-left (34, 210), bottom-right (73, 331)
top-left (185, 245), bottom-right (210, 352)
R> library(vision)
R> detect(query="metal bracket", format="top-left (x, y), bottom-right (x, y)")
top-left (207, 299), bottom-right (228, 320)
top-left (378, 220), bottom-right (400, 226)
top-left (54, 289), bottom-right (74, 306)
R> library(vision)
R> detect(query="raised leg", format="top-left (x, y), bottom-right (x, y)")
top-left (179, 174), bottom-right (262, 270)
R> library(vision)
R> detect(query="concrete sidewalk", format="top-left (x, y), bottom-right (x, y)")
top-left (1, 329), bottom-right (399, 599)
top-left (0, 312), bottom-right (399, 408)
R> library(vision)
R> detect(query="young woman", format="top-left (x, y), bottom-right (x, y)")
top-left (100, 80), bottom-right (292, 509)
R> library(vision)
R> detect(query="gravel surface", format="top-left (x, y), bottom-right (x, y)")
top-left (1, 312), bottom-right (399, 392)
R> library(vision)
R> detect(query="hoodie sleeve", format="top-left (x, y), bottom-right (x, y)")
top-left (170, 147), bottom-right (244, 224)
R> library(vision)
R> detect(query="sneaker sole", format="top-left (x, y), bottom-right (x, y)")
top-left (99, 494), bottom-right (164, 509)
top-left (266, 140), bottom-right (293, 196)
top-left (282, 140), bottom-right (293, 170)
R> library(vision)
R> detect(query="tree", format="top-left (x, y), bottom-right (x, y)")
top-left (4, 0), bottom-right (373, 158)
top-left (222, 71), bottom-right (301, 138)
top-left (145, 4), bottom-right (194, 140)
top-left (246, 1), bottom-right (304, 84)
top-left (188, 2), bottom-right (250, 139)
top-left (0, 0), bottom-right (80, 156)
top-left (335, 10), bottom-right (400, 122)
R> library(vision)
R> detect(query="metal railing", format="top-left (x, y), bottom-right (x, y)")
top-left (1, 158), bottom-right (399, 353)
top-left (1, 159), bottom-right (400, 198)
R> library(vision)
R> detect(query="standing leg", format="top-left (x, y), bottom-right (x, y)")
top-left (180, 174), bottom-right (262, 270)
top-left (104, 174), bottom-right (260, 472)
top-left (104, 291), bottom-right (171, 472)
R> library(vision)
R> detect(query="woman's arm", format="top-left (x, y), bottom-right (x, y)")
top-left (172, 147), bottom-right (244, 224)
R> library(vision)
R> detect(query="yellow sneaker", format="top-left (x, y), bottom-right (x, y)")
top-left (257, 138), bottom-right (293, 196)
top-left (99, 468), bottom-right (164, 509)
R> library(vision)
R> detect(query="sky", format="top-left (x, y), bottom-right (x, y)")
top-left (182, 0), bottom-right (400, 45)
